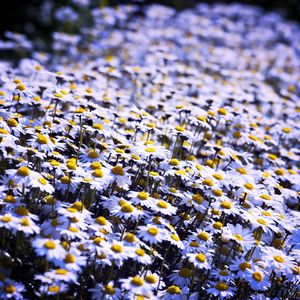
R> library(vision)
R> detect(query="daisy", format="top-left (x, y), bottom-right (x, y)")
top-left (169, 267), bottom-right (193, 288)
top-left (186, 251), bottom-right (212, 270)
top-left (120, 276), bottom-right (152, 298)
top-left (43, 268), bottom-right (78, 284)
top-left (28, 133), bottom-right (56, 152)
top-left (245, 261), bottom-right (273, 290)
top-left (158, 286), bottom-right (189, 300)
top-left (152, 199), bottom-right (177, 216)
top-left (206, 281), bottom-right (237, 299)
top-left (89, 215), bottom-right (113, 234)
top-left (262, 246), bottom-right (296, 274)
top-left (230, 257), bottom-right (253, 278)
top-left (109, 164), bottom-right (131, 188)
top-left (6, 166), bottom-right (39, 187)
top-left (55, 248), bottom-right (87, 271)
top-left (110, 200), bottom-right (143, 221)
top-left (101, 240), bottom-right (134, 266)
top-left (32, 238), bottom-right (66, 260)
top-left (143, 272), bottom-right (164, 291)
top-left (132, 247), bottom-right (152, 265)
top-left (89, 282), bottom-right (122, 300)
top-left (127, 190), bottom-right (156, 208)
top-left (222, 223), bottom-right (255, 251)
top-left (31, 176), bottom-right (55, 193)
top-left (0, 280), bottom-right (25, 300)
top-left (38, 283), bottom-right (69, 297)
top-left (167, 232), bottom-right (184, 249)
top-left (0, 214), bottom-right (19, 231)
top-left (137, 224), bottom-right (168, 245)
top-left (16, 217), bottom-right (40, 235)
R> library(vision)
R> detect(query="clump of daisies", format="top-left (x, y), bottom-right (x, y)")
top-left (0, 2), bottom-right (299, 300)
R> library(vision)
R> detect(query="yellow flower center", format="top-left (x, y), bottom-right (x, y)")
top-left (219, 270), bottom-right (229, 276)
top-left (260, 194), bottom-right (272, 200)
top-left (14, 206), bottom-right (29, 216)
top-left (88, 150), bottom-right (99, 159)
top-left (213, 173), bottom-right (223, 180)
top-left (121, 203), bottom-right (134, 213)
top-left (1, 214), bottom-right (13, 224)
top-left (138, 191), bottom-right (149, 200)
top-left (92, 169), bottom-right (104, 178)
top-left (96, 216), bottom-right (107, 225)
top-left (203, 178), bottom-right (214, 186)
top-left (233, 234), bottom-right (243, 241)
top-left (196, 253), bottom-right (206, 263)
top-left (38, 177), bottom-right (48, 185)
top-left (189, 241), bottom-right (199, 247)
top-left (239, 261), bottom-right (251, 271)
top-left (145, 274), bottom-right (157, 283)
top-left (67, 161), bottom-right (77, 170)
top-left (178, 268), bottom-right (192, 278)
top-left (5, 284), bottom-right (16, 294)
top-left (36, 135), bottom-right (49, 144)
top-left (16, 83), bottom-right (26, 91)
top-left (111, 244), bottom-right (123, 253)
top-left (157, 200), bottom-right (168, 209)
top-left (236, 167), bottom-right (247, 174)
top-left (123, 233), bottom-right (137, 243)
top-left (60, 176), bottom-right (71, 184)
top-left (175, 125), bottom-right (185, 132)
top-left (257, 218), bottom-right (267, 226)
top-left (274, 255), bottom-right (285, 263)
top-left (56, 269), bottom-right (68, 275)
top-left (218, 108), bottom-right (227, 115)
top-left (171, 234), bottom-right (180, 241)
top-left (197, 231), bottom-right (209, 241)
top-left (267, 154), bottom-right (277, 161)
top-left (49, 159), bottom-right (60, 167)
top-left (253, 271), bottom-right (263, 282)
top-left (167, 286), bottom-right (181, 294)
top-left (213, 222), bottom-right (223, 230)
top-left (275, 169), bottom-right (285, 176)
top-left (215, 282), bottom-right (228, 291)
top-left (68, 227), bottom-right (79, 232)
top-left (148, 227), bottom-right (158, 236)
top-left (145, 146), bottom-right (156, 153)
top-left (64, 253), bottom-right (76, 264)
top-left (244, 183), bottom-right (254, 190)
top-left (262, 211), bottom-right (272, 217)
top-left (44, 240), bottom-right (56, 249)
top-left (115, 148), bottom-right (125, 154)
top-left (21, 218), bottom-right (30, 226)
top-left (282, 127), bottom-right (291, 133)
top-left (48, 285), bottom-right (60, 293)
top-left (4, 195), bottom-right (15, 203)
top-left (17, 166), bottom-right (30, 177)
top-left (104, 285), bottom-right (115, 295)
top-left (131, 277), bottom-right (144, 286)
top-left (192, 194), bottom-right (203, 204)
top-left (7, 119), bottom-right (18, 127)
top-left (212, 189), bottom-right (223, 197)
top-left (169, 158), bottom-right (180, 166)
top-left (71, 202), bottom-right (85, 211)
top-left (93, 123), bottom-right (104, 130)
top-left (221, 201), bottom-right (232, 209)
top-left (90, 162), bottom-right (102, 170)
top-left (135, 248), bottom-right (145, 256)
top-left (112, 165), bottom-right (124, 176)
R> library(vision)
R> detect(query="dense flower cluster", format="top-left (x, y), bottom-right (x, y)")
top-left (0, 3), bottom-right (300, 300)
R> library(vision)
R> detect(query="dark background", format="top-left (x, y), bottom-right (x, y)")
top-left (0, 0), bottom-right (299, 49)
